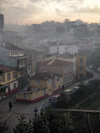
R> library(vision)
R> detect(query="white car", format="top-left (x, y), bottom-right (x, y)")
top-left (73, 86), bottom-right (80, 91)
top-left (88, 65), bottom-right (93, 69)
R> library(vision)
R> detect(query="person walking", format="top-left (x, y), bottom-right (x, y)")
top-left (9, 101), bottom-right (13, 111)
top-left (62, 85), bottom-right (65, 91)
top-left (34, 107), bottom-right (38, 118)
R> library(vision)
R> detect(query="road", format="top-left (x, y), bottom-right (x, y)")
top-left (0, 68), bottom-right (100, 133)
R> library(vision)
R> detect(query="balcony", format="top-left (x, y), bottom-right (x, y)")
top-left (17, 56), bottom-right (27, 60)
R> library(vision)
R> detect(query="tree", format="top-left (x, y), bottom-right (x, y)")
top-left (0, 123), bottom-right (8, 133)
top-left (56, 92), bottom-right (71, 108)
top-left (13, 107), bottom-right (74, 133)
top-left (13, 114), bottom-right (34, 133)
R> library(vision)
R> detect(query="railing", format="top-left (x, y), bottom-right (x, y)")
top-left (38, 101), bottom-right (48, 114)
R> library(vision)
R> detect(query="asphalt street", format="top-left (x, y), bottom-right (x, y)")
top-left (0, 68), bottom-right (100, 133)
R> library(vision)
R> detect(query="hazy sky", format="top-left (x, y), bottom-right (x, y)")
top-left (0, 0), bottom-right (100, 25)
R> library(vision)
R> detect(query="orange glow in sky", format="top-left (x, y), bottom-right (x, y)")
top-left (0, 0), bottom-right (100, 24)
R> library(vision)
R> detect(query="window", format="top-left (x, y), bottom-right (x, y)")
top-left (64, 68), bottom-right (67, 74)
top-left (13, 83), bottom-right (16, 88)
top-left (70, 75), bottom-right (73, 82)
top-left (80, 74), bottom-right (83, 77)
top-left (57, 77), bottom-right (60, 82)
top-left (80, 58), bottom-right (84, 63)
top-left (65, 47), bottom-right (68, 50)
top-left (82, 42), bottom-right (84, 44)
top-left (85, 42), bottom-right (88, 44)
top-left (1, 74), bottom-right (5, 82)
top-left (11, 51), bottom-right (13, 55)
top-left (48, 79), bottom-right (51, 84)
top-left (70, 66), bottom-right (73, 72)
top-left (80, 66), bottom-right (83, 71)
top-left (57, 47), bottom-right (59, 50)
top-left (13, 72), bottom-right (16, 78)
top-left (15, 51), bottom-right (17, 55)
top-left (64, 78), bottom-right (67, 84)
top-left (7, 73), bottom-right (10, 80)
top-left (35, 80), bottom-right (40, 85)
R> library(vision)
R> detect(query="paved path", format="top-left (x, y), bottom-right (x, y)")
top-left (56, 108), bottom-right (100, 113)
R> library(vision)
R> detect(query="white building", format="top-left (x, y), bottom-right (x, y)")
top-left (50, 43), bottom-right (78, 55)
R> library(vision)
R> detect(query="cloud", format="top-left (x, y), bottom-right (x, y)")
top-left (78, 6), bottom-right (100, 14)
top-left (0, 0), bottom-right (100, 24)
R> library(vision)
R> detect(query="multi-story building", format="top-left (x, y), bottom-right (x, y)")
top-left (77, 38), bottom-right (94, 51)
top-left (30, 71), bottom-right (63, 95)
top-left (0, 41), bottom-right (28, 90)
top-left (61, 54), bottom-right (86, 78)
top-left (92, 37), bottom-right (100, 50)
top-left (44, 55), bottom-right (76, 76)
top-left (75, 55), bottom-right (86, 78)
top-left (0, 64), bottom-right (18, 98)
top-left (0, 14), bottom-right (4, 32)
top-left (16, 71), bottom-right (63, 102)
top-left (0, 14), bottom-right (4, 42)
top-left (49, 42), bottom-right (78, 55)
top-left (38, 59), bottom-right (74, 87)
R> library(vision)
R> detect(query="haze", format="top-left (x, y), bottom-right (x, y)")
top-left (0, 0), bottom-right (100, 24)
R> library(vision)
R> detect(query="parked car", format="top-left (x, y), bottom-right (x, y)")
top-left (88, 79), bottom-right (94, 84)
top-left (88, 65), bottom-right (96, 71)
top-left (88, 65), bottom-right (93, 69)
top-left (49, 94), bottom-right (60, 102)
top-left (73, 86), bottom-right (80, 91)
top-left (97, 67), bottom-right (100, 72)
top-left (65, 89), bottom-right (72, 95)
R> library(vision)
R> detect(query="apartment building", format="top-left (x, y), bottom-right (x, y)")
top-left (0, 64), bottom-right (18, 98)
top-left (0, 42), bottom-right (28, 89)
top-left (61, 54), bottom-right (86, 78)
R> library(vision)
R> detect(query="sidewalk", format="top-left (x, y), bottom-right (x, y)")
top-left (0, 90), bottom-right (50, 133)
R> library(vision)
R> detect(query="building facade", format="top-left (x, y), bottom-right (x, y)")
top-left (38, 59), bottom-right (74, 87)
top-left (50, 43), bottom-right (78, 55)
top-left (0, 64), bottom-right (18, 98)
top-left (0, 42), bottom-right (28, 90)
top-left (16, 71), bottom-right (63, 102)
top-left (77, 38), bottom-right (94, 51)
top-left (61, 54), bottom-right (86, 78)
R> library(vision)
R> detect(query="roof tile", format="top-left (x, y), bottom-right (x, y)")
top-left (0, 64), bottom-right (15, 73)
top-left (40, 59), bottom-right (72, 66)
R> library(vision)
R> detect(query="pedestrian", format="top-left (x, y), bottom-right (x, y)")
top-left (62, 85), bottom-right (64, 91)
top-left (9, 101), bottom-right (13, 111)
top-left (34, 107), bottom-right (38, 118)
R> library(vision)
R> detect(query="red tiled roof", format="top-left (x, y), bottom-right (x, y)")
top-left (40, 59), bottom-right (72, 66)
top-left (0, 64), bottom-right (15, 73)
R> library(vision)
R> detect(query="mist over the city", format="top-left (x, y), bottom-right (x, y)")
top-left (0, 0), bottom-right (100, 133)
